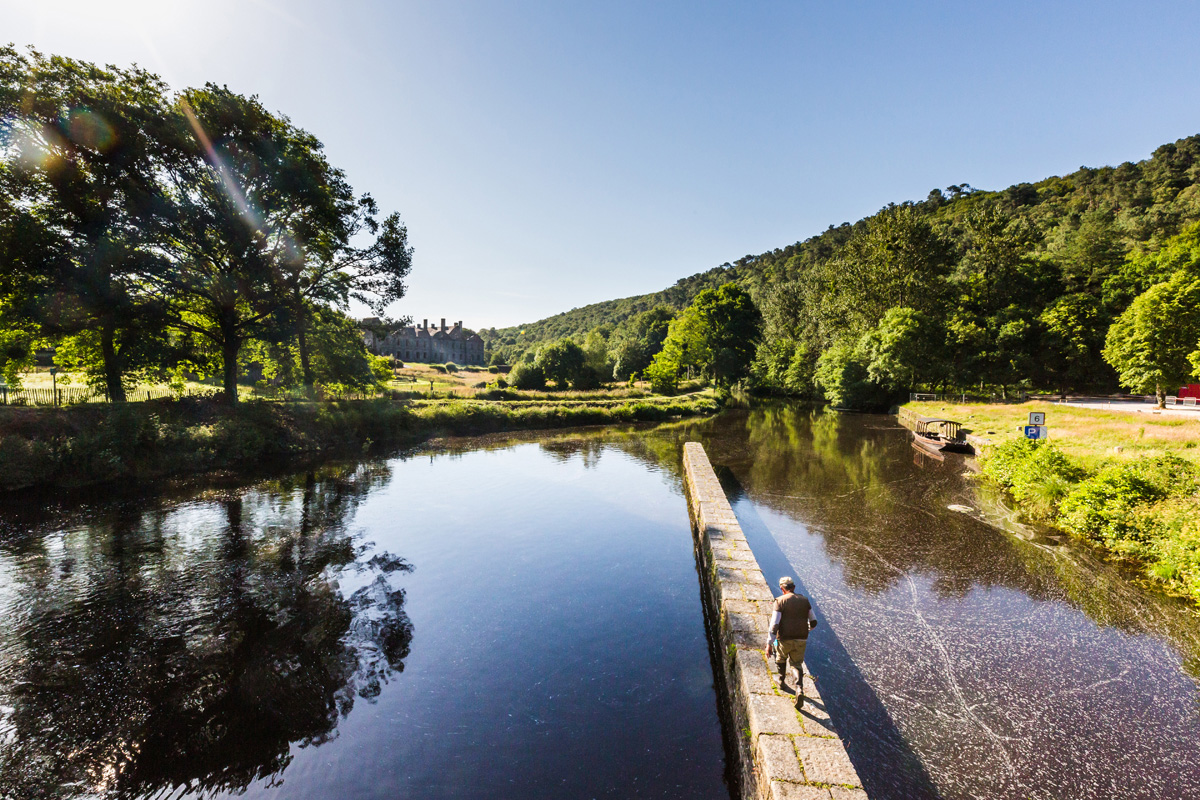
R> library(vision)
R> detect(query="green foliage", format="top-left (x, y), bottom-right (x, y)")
top-left (1057, 457), bottom-right (1194, 549)
top-left (508, 362), bottom-right (545, 390)
top-left (813, 341), bottom-right (890, 410)
top-left (646, 285), bottom-right (760, 393)
top-left (535, 339), bottom-right (587, 389)
top-left (445, 362), bottom-right (458, 373)
top-left (982, 439), bottom-right (1086, 520)
top-left (0, 48), bottom-right (409, 405)
top-left (1103, 270), bottom-right (1200, 402)
top-left (860, 307), bottom-right (938, 393)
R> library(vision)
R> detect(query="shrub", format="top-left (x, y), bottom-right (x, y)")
top-left (431, 365), bottom-right (447, 373)
top-left (487, 366), bottom-right (499, 373)
top-left (509, 362), bottom-right (545, 390)
top-left (981, 439), bottom-right (1084, 520)
top-left (1059, 455), bottom-right (1197, 549)
top-left (445, 362), bottom-right (459, 373)
top-left (1146, 496), bottom-right (1200, 603)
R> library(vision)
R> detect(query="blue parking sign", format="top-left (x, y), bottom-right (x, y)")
top-left (1024, 425), bottom-right (1048, 440)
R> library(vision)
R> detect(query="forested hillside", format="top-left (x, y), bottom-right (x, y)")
top-left (487, 134), bottom-right (1200, 405)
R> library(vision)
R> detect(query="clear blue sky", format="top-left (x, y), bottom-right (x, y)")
top-left (5, 1), bottom-right (1200, 328)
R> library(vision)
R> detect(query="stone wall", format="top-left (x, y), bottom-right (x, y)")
top-left (682, 442), bottom-right (868, 800)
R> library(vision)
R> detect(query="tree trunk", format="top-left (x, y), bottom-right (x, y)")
top-left (1156, 382), bottom-right (1166, 409)
top-left (100, 322), bottom-right (127, 402)
top-left (220, 318), bottom-right (241, 404)
top-left (298, 322), bottom-right (314, 392)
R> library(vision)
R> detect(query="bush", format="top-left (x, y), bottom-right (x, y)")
top-left (981, 439), bottom-right (1085, 520)
top-left (488, 366), bottom-right (499, 374)
top-left (1146, 496), bottom-right (1200, 603)
top-left (445, 362), bottom-right (459, 373)
top-left (431, 365), bottom-right (447, 373)
top-left (508, 362), bottom-right (545, 390)
top-left (1059, 455), bottom-right (1197, 549)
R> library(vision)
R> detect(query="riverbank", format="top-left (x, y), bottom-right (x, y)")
top-left (0, 392), bottom-right (721, 492)
top-left (903, 400), bottom-right (1200, 605)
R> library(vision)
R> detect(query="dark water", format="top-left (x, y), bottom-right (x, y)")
top-left (688, 406), bottom-right (1200, 800)
top-left (0, 436), bottom-right (729, 799)
top-left (3, 407), bottom-right (1200, 800)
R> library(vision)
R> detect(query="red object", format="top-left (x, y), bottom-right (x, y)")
top-left (1179, 384), bottom-right (1200, 399)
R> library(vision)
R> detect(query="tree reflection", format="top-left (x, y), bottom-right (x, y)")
top-left (0, 464), bottom-right (412, 799)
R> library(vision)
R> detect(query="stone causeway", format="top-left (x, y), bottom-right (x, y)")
top-left (682, 442), bottom-right (868, 800)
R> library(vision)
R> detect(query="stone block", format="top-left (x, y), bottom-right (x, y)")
top-left (800, 708), bottom-right (838, 738)
top-left (717, 580), bottom-right (745, 603)
top-left (794, 737), bottom-right (861, 788)
top-left (771, 783), bottom-right (833, 800)
top-left (757, 734), bottom-right (806, 783)
top-left (736, 649), bottom-right (775, 695)
top-left (727, 611), bottom-right (764, 633)
top-left (717, 566), bottom-right (750, 584)
top-left (748, 693), bottom-right (804, 737)
top-left (828, 788), bottom-right (869, 800)
top-left (724, 599), bottom-right (769, 617)
top-left (743, 582), bottom-right (775, 602)
top-left (725, 547), bottom-right (758, 563)
top-left (729, 629), bottom-right (764, 649)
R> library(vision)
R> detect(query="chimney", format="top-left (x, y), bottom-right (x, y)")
top-left (423, 319), bottom-right (428, 329)
top-left (456, 320), bottom-right (462, 328)
top-left (440, 318), bottom-right (446, 330)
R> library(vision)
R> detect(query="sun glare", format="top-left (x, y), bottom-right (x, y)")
top-left (34, 0), bottom-right (193, 28)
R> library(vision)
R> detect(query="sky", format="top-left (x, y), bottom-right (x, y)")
top-left (4, 0), bottom-right (1200, 329)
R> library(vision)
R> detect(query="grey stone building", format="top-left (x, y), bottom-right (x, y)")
top-left (363, 318), bottom-right (485, 365)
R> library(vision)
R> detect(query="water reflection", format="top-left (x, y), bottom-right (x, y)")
top-left (0, 465), bottom-right (412, 799)
top-left (686, 405), bottom-right (1200, 799)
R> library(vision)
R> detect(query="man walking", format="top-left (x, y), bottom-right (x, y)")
top-left (766, 576), bottom-right (817, 706)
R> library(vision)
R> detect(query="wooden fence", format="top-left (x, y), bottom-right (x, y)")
top-left (0, 385), bottom-right (221, 406)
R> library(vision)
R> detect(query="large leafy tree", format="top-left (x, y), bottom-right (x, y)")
top-left (0, 47), bottom-right (176, 400)
top-left (646, 284), bottom-right (760, 392)
top-left (151, 85), bottom-right (367, 402)
top-left (1103, 270), bottom-right (1200, 406)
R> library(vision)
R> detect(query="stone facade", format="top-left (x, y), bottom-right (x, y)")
top-left (362, 317), bottom-right (485, 365)
top-left (681, 442), bottom-right (868, 800)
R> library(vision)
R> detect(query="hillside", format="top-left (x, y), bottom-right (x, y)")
top-left (484, 134), bottom-right (1200, 366)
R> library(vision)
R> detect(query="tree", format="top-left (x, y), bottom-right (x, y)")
top-left (1039, 294), bottom-right (1107, 398)
top-left (610, 306), bottom-right (673, 380)
top-left (151, 85), bottom-right (361, 403)
top-left (508, 361), bottom-right (545, 390)
top-left (535, 339), bottom-right (586, 388)
top-left (817, 205), bottom-right (951, 338)
top-left (0, 47), bottom-right (177, 400)
top-left (860, 307), bottom-right (938, 393)
top-left (278, 196), bottom-right (413, 391)
top-left (1103, 271), bottom-right (1200, 406)
top-left (645, 284), bottom-right (760, 392)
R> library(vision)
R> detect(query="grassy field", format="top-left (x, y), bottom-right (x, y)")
top-left (906, 400), bottom-right (1200, 470)
top-left (905, 400), bottom-right (1200, 605)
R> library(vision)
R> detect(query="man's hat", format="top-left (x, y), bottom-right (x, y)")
top-left (778, 576), bottom-right (795, 589)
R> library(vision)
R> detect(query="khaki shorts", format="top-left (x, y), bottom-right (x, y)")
top-left (774, 637), bottom-right (807, 671)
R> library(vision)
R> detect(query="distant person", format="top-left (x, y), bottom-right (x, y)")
top-left (766, 576), bottom-right (817, 707)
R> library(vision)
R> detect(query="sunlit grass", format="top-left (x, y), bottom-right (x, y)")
top-left (907, 400), bottom-right (1200, 470)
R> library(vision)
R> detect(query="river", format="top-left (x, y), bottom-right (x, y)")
top-left (1, 404), bottom-right (1198, 799)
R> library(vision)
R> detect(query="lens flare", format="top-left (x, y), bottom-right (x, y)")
top-left (65, 108), bottom-right (118, 153)
top-left (178, 98), bottom-right (262, 230)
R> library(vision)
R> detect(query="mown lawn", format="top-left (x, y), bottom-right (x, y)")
top-left (906, 400), bottom-right (1200, 471)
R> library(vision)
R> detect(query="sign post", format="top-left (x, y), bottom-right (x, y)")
top-left (1024, 411), bottom-right (1048, 440)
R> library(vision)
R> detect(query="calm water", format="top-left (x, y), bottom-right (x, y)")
top-left (0, 436), bottom-right (730, 799)
top-left (3, 407), bottom-right (1200, 800)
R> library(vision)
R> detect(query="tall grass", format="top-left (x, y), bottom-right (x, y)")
top-left (0, 392), bottom-right (721, 493)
